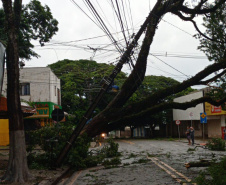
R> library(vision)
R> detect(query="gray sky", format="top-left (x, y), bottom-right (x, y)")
top-left (2, 0), bottom-right (212, 85)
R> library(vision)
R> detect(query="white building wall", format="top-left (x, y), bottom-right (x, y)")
top-left (49, 69), bottom-right (61, 104)
top-left (173, 91), bottom-right (204, 121)
top-left (2, 67), bottom-right (61, 105)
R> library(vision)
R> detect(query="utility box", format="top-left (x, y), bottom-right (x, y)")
top-left (0, 119), bottom-right (9, 146)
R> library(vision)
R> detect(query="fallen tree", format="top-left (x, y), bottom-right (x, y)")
top-left (56, 0), bottom-right (226, 165)
top-left (82, 0), bottom-right (226, 137)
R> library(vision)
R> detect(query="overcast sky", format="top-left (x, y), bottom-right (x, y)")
top-left (1, 0), bottom-right (212, 86)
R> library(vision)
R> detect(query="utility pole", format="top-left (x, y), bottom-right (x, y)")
top-left (56, 7), bottom-right (157, 167)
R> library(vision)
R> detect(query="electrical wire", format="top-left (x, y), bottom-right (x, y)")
top-left (84, 0), bottom-right (123, 54)
top-left (150, 54), bottom-right (189, 77)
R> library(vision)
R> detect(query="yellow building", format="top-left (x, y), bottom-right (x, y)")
top-left (0, 119), bottom-right (9, 146)
top-left (205, 102), bottom-right (226, 139)
top-left (0, 97), bottom-right (9, 146)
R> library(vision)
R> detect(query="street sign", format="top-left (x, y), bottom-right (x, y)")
top-left (51, 109), bottom-right (64, 122)
top-left (175, 120), bottom-right (181, 140)
top-left (200, 112), bottom-right (207, 123)
top-left (175, 120), bottom-right (181, 125)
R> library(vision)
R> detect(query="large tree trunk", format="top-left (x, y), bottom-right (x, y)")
top-left (1, 0), bottom-right (31, 183)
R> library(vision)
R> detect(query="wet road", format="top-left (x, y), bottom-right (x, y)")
top-left (58, 139), bottom-right (226, 185)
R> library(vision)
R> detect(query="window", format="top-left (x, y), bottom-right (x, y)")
top-left (20, 83), bottom-right (30, 95)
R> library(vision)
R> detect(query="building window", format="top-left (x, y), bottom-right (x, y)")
top-left (20, 83), bottom-right (30, 95)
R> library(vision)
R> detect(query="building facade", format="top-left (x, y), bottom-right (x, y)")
top-left (0, 67), bottom-right (62, 145)
top-left (173, 90), bottom-right (226, 139)
top-left (2, 67), bottom-right (61, 105)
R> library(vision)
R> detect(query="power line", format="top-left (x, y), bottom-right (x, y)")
top-left (115, 0), bottom-right (129, 48)
top-left (83, 0), bottom-right (123, 54)
top-left (150, 54), bottom-right (190, 77)
top-left (69, 0), bottom-right (105, 33)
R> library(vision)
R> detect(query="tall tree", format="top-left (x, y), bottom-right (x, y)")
top-left (195, 2), bottom-right (226, 63)
top-left (1, 0), bottom-right (58, 183)
top-left (0, 0), bottom-right (58, 60)
top-left (1, 0), bottom-right (30, 182)
top-left (194, 2), bottom-right (226, 105)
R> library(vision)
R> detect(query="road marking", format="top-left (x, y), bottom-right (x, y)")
top-left (153, 157), bottom-right (191, 182)
top-left (147, 157), bottom-right (197, 185)
top-left (120, 140), bottom-right (135, 145)
top-left (148, 157), bottom-right (182, 184)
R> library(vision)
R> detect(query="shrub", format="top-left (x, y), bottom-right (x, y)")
top-left (26, 127), bottom-right (121, 170)
top-left (67, 135), bottom-right (91, 169)
top-left (102, 157), bottom-right (121, 168)
top-left (195, 156), bottom-right (226, 185)
top-left (26, 123), bottom-right (91, 170)
top-left (100, 138), bottom-right (120, 158)
top-left (207, 138), bottom-right (225, 151)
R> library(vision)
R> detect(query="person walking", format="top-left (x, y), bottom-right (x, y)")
top-left (186, 126), bottom-right (191, 145)
top-left (190, 127), bottom-right (195, 145)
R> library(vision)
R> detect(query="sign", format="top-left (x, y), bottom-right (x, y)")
top-left (200, 112), bottom-right (207, 123)
top-left (175, 120), bottom-right (181, 125)
top-left (205, 102), bottom-right (226, 116)
top-left (31, 108), bottom-right (49, 118)
top-left (189, 112), bottom-right (194, 119)
top-left (26, 102), bottom-right (62, 119)
top-left (51, 109), bottom-right (64, 122)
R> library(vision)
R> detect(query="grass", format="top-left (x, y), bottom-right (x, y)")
top-left (132, 158), bottom-right (149, 164)
top-left (187, 148), bottom-right (196, 152)
top-left (166, 152), bottom-right (171, 158)
top-left (127, 153), bottom-right (137, 159)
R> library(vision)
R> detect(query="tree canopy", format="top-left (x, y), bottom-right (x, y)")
top-left (0, 0), bottom-right (58, 60)
top-left (128, 75), bottom-right (194, 104)
top-left (196, 2), bottom-right (226, 63)
top-left (194, 1), bottom-right (226, 108)
top-left (49, 59), bottom-right (127, 120)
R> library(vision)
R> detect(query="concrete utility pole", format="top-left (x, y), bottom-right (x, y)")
top-left (55, 9), bottom-right (156, 166)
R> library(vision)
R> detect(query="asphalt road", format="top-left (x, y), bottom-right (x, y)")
top-left (57, 139), bottom-right (226, 185)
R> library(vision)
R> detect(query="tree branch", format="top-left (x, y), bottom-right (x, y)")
top-left (170, 0), bottom-right (225, 22)
top-left (125, 59), bottom-right (226, 115)
top-left (199, 69), bottom-right (226, 85)
top-left (191, 20), bottom-right (223, 43)
top-left (179, 0), bottom-right (225, 15)
top-left (83, 59), bottom-right (226, 136)
top-left (105, 96), bottom-right (226, 132)
top-left (106, 1), bottom-right (167, 108)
